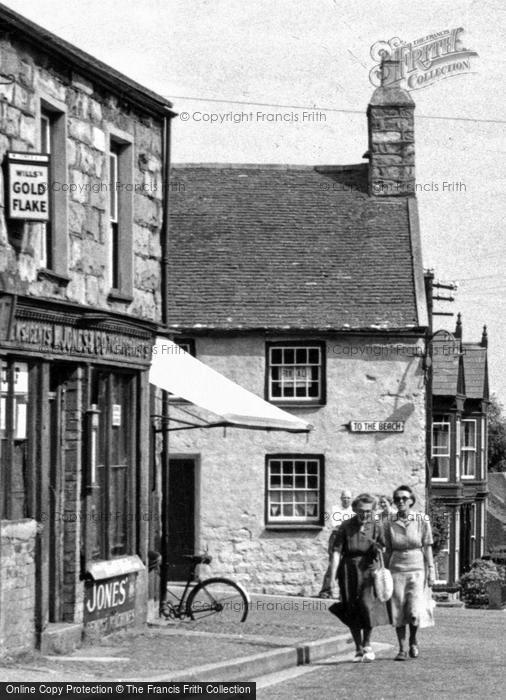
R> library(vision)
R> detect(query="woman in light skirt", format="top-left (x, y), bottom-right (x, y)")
top-left (383, 485), bottom-right (435, 660)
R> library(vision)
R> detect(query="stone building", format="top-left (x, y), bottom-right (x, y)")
top-left (430, 318), bottom-right (489, 589)
top-left (0, 6), bottom-right (175, 654)
top-left (166, 73), bottom-right (429, 594)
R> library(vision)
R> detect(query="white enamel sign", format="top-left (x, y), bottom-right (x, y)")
top-left (7, 152), bottom-right (50, 221)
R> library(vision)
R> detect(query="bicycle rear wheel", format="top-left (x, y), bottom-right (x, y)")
top-left (186, 577), bottom-right (249, 623)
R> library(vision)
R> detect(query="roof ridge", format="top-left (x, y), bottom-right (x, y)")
top-left (171, 162), bottom-right (368, 170)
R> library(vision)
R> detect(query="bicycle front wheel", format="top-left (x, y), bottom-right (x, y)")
top-left (186, 577), bottom-right (249, 623)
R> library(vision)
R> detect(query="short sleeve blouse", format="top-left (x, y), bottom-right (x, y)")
top-left (330, 517), bottom-right (385, 557)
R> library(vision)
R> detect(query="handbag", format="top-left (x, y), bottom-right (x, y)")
top-left (372, 549), bottom-right (393, 602)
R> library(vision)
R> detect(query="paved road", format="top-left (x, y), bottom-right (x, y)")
top-left (256, 607), bottom-right (505, 700)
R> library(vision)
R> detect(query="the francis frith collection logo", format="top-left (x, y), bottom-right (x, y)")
top-left (370, 28), bottom-right (478, 90)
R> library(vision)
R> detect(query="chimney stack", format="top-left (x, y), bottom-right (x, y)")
top-left (367, 59), bottom-right (415, 196)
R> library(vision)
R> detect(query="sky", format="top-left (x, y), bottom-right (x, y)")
top-left (3, 0), bottom-right (505, 401)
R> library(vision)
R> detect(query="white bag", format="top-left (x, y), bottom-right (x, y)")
top-left (373, 550), bottom-right (393, 602)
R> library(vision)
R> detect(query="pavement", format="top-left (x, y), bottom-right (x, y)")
top-left (0, 594), bottom-right (360, 682)
top-left (0, 594), bottom-right (504, 696)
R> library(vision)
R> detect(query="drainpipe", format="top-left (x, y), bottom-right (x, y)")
top-left (424, 271), bottom-right (434, 510)
top-left (160, 111), bottom-right (175, 606)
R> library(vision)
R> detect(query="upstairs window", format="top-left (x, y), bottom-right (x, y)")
top-left (266, 343), bottom-right (325, 404)
top-left (40, 111), bottom-right (52, 269)
top-left (37, 100), bottom-right (68, 279)
top-left (109, 144), bottom-right (120, 289)
top-left (107, 132), bottom-right (133, 300)
top-left (461, 419), bottom-right (477, 478)
top-left (432, 416), bottom-right (450, 481)
top-left (266, 454), bottom-right (323, 525)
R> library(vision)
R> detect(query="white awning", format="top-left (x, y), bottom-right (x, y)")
top-left (149, 338), bottom-right (311, 433)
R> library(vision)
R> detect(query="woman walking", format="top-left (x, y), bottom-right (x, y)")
top-left (329, 493), bottom-right (390, 663)
top-left (376, 495), bottom-right (396, 522)
top-left (383, 485), bottom-right (435, 660)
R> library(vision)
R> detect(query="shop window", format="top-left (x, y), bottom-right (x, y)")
top-left (432, 416), bottom-right (450, 481)
top-left (89, 370), bottom-right (136, 559)
top-left (266, 454), bottom-right (323, 525)
top-left (107, 132), bottom-right (133, 299)
top-left (38, 99), bottom-right (68, 279)
top-left (266, 342), bottom-right (325, 403)
top-left (461, 419), bottom-right (477, 478)
top-left (0, 360), bottom-right (29, 519)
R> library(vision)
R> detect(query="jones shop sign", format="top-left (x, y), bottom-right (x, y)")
top-left (84, 573), bottom-right (137, 633)
top-left (6, 152), bottom-right (50, 221)
top-left (349, 421), bottom-right (404, 433)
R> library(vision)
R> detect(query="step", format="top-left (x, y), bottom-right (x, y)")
top-left (40, 622), bottom-right (83, 655)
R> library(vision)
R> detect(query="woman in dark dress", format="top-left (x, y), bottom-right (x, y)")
top-left (329, 493), bottom-right (390, 662)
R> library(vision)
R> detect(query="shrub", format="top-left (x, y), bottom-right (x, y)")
top-left (459, 559), bottom-right (501, 607)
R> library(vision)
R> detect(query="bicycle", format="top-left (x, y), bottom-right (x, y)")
top-left (160, 553), bottom-right (250, 623)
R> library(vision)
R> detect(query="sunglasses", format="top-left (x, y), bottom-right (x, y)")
top-left (394, 496), bottom-right (411, 503)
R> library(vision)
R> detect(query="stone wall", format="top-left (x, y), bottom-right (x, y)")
top-left (169, 333), bottom-right (427, 595)
top-left (0, 33), bottom-right (163, 322)
top-left (0, 519), bottom-right (37, 656)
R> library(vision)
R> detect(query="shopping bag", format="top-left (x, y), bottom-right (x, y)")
top-left (372, 550), bottom-right (393, 602)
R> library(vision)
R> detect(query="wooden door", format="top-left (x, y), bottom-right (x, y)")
top-left (167, 458), bottom-right (196, 580)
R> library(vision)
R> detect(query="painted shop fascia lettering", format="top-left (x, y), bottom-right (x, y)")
top-left (12, 320), bottom-right (152, 362)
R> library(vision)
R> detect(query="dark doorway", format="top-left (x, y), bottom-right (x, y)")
top-left (459, 503), bottom-right (473, 576)
top-left (167, 458), bottom-right (196, 580)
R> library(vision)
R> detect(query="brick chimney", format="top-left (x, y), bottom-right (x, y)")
top-left (366, 59), bottom-right (415, 196)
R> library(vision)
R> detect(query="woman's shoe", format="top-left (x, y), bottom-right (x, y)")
top-left (395, 650), bottom-right (408, 661)
top-left (353, 650), bottom-right (364, 663)
top-left (362, 646), bottom-right (375, 662)
top-left (409, 644), bottom-right (419, 658)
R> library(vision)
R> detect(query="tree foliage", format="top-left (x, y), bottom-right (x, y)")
top-left (488, 395), bottom-right (506, 472)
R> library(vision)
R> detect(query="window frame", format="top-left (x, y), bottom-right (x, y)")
top-left (107, 127), bottom-right (133, 301)
top-left (265, 453), bottom-right (324, 528)
top-left (177, 339), bottom-right (196, 357)
top-left (265, 341), bottom-right (326, 406)
top-left (461, 418), bottom-right (477, 479)
top-left (88, 368), bottom-right (138, 561)
top-left (37, 96), bottom-right (69, 281)
top-left (431, 415), bottom-right (451, 482)
top-left (0, 358), bottom-right (31, 520)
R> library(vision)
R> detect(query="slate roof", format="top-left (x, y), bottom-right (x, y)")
top-left (462, 344), bottom-right (489, 399)
top-left (432, 336), bottom-right (488, 400)
top-left (432, 336), bottom-right (463, 396)
top-left (167, 164), bottom-right (426, 331)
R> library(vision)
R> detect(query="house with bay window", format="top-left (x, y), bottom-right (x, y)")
top-left (431, 318), bottom-right (489, 588)
top-left (166, 70), bottom-right (430, 594)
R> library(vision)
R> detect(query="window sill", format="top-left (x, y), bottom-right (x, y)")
top-left (108, 290), bottom-right (133, 303)
top-left (265, 524), bottom-right (323, 531)
top-left (268, 401), bottom-right (326, 409)
top-left (37, 268), bottom-right (70, 285)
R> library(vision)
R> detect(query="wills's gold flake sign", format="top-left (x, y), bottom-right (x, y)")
top-left (349, 420), bottom-right (405, 433)
top-left (7, 152), bottom-right (50, 221)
